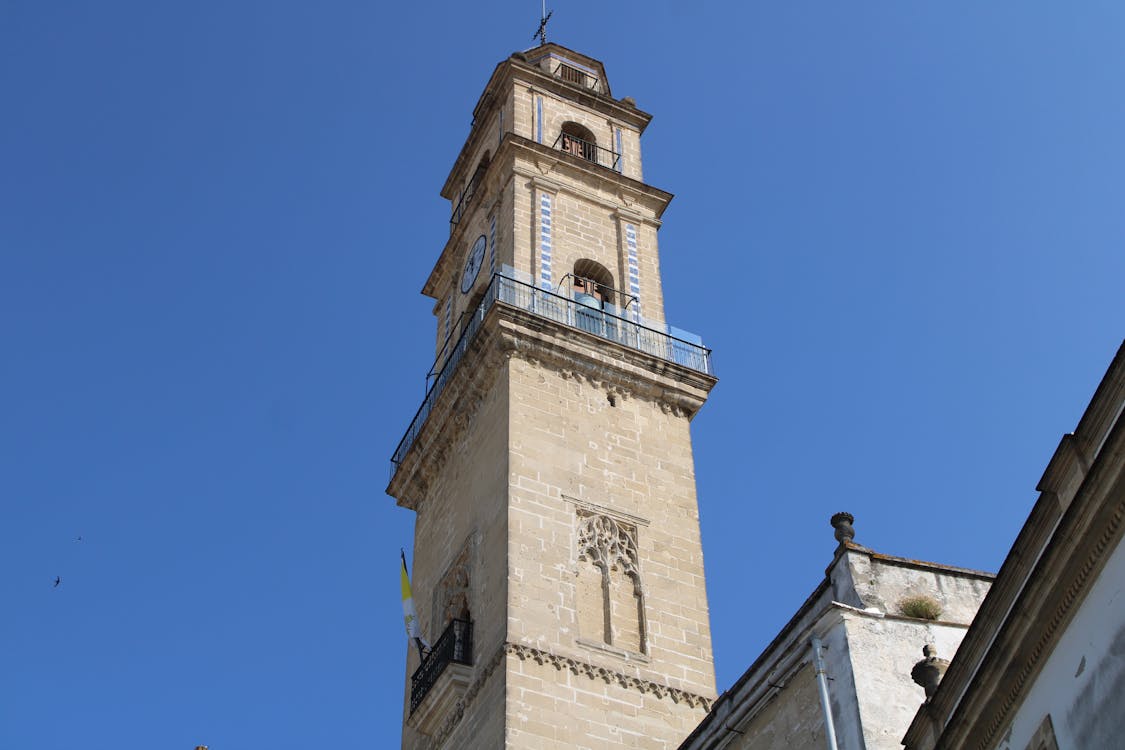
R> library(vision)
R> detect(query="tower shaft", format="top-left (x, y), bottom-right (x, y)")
top-left (390, 44), bottom-right (717, 749)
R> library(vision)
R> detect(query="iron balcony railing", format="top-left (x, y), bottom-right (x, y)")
top-left (390, 273), bottom-right (713, 476)
top-left (449, 178), bottom-right (479, 230)
top-left (410, 619), bottom-right (473, 714)
top-left (552, 133), bottom-right (620, 171)
top-left (553, 62), bottom-right (603, 94)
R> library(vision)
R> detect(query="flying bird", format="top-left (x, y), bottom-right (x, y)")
top-left (53, 576), bottom-right (61, 588)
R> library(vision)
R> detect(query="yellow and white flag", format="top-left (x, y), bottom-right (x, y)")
top-left (400, 551), bottom-right (431, 652)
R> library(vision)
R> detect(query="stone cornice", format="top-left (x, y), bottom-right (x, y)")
top-left (495, 304), bottom-right (716, 417)
top-left (514, 160), bottom-right (665, 230)
top-left (386, 315), bottom-right (508, 509)
top-left (425, 134), bottom-right (667, 300)
top-left (904, 347), bottom-right (1125, 750)
top-left (423, 637), bottom-right (713, 749)
top-left (443, 52), bottom-right (652, 200)
top-left (505, 642), bottom-right (713, 710)
top-left (426, 642), bottom-right (507, 750)
top-left (509, 135), bottom-right (673, 217)
top-left (388, 299), bottom-right (716, 509)
top-left (950, 460), bottom-right (1124, 750)
top-left (425, 151), bottom-right (517, 300)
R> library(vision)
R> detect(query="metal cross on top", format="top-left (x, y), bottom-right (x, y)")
top-left (533, 8), bottom-right (553, 45)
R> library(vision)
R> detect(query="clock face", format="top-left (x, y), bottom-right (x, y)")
top-left (461, 234), bottom-right (487, 294)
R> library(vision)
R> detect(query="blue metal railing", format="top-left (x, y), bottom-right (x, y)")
top-left (390, 274), bottom-right (713, 476)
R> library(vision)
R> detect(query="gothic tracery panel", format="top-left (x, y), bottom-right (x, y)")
top-left (576, 513), bottom-right (646, 653)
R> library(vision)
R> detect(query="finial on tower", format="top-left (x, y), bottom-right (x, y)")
top-left (533, 3), bottom-right (553, 45)
top-left (830, 512), bottom-right (856, 545)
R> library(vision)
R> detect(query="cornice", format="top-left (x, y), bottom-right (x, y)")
top-left (514, 162), bottom-right (665, 231)
top-left (423, 636), bottom-right (714, 748)
top-left (425, 641), bottom-right (507, 749)
top-left (508, 59), bottom-right (652, 129)
top-left (424, 150), bottom-right (517, 300)
top-left (907, 412), bottom-right (1125, 750)
top-left (960, 460), bottom-right (1124, 750)
top-left (386, 319), bottom-right (508, 509)
top-left (494, 305), bottom-right (716, 418)
top-left (504, 642), bottom-right (714, 710)
top-left (425, 133), bottom-right (669, 300)
top-left (443, 54), bottom-right (652, 199)
top-left (387, 300), bottom-right (716, 508)
top-left (509, 135), bottom-right (673, 217)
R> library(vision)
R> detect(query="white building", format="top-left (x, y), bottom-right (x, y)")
top-left (904, 341), bottom-right (1125, 750)
top-left (678, 515), bottom-right (992, 750)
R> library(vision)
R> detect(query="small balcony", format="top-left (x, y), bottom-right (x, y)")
top-left (552, 61), bottom-right (604, 95)
top-left (410, 619), bottom-right (473, 715)
top-left (390, 271), bottom-right (713, 478)
top-left (449, 178), bottom-right (480, 230)
top-left (553, 132), bottom-right (620, 171)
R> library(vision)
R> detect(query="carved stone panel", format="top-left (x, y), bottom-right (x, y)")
top-left (576, 512), bottom-right (646, 654)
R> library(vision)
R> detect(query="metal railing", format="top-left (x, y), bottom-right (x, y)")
top-left (552, 133), bottom-right (620, 171)
top-left (449, 178), bottom-right (479, 229)
top-left (390, 274), bottom-right (713, 476)
top-left (410, 619), bottom-right (473, 714)
top-left (553, 62), bottom-right (602, 94)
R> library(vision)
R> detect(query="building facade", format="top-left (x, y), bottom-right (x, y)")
top-left (678, 516), bottom-right (993, 750)
top-left (388, 44), bottom-right (719, 749)
top-left (903, 342), bottom-right (1125, 750)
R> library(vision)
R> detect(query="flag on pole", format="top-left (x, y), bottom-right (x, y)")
top-left (401, 550), bottom-right (430, 657)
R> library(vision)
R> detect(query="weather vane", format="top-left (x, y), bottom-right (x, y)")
top-left (534, 2), bottom-right (552, 45)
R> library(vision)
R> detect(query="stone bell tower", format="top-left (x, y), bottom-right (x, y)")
top-left (388, 43), bottom-right (718, 749)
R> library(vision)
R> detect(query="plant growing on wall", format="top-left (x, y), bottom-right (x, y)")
top-left (899, 595), bottom-right (943, 620)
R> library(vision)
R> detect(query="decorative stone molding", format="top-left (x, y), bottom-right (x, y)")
top-left (512, 154), bottom-right (669, 219)
top-left (577, 513), bottom-right (640, 579)
top-left (504, 642), bottom-right (713, 710)
top-left (496, 317), bottom-right (711, 417)
top-left (433, 541), bottom-right (472, 629)
top-left (392, 297), bottom-right (714, 507)
top-left (388, 328), bottom-right (508, 509)
top-left (658, 401), bottom-right (689, 417)
top-left (975, 494), bottom-right (1124, 750)
top-left (564, 495), bottom-right (648, 528)
top-left (426, 642), bottom-right (507, 750)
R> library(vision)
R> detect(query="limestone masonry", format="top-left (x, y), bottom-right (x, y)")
top-left (389, 43), bottom-right (718, 749)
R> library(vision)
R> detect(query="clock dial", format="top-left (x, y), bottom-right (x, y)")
top-left (461, 234), bottom-right (487, 294)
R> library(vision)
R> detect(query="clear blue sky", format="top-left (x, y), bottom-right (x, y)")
top-left (2, 2), bottom-right (1122, 747)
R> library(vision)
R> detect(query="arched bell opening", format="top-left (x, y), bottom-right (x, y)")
top-left (559, 122), bottom-right (598, 163)
top-left (572, 259), bottom-right (615, 309)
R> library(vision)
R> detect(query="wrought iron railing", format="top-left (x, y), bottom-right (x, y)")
top-left (552, 133), bottom-right (620, 171)
top-left (553, 62), bottom-right (602, 94)
top-left (390, 273), bottom-right (713, 476)
top-left (410, 619), bottom-right (473, 714)
top-left (449, 178), bottom-right (479, 229)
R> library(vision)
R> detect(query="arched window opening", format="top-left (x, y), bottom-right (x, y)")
top-left (559, 122), bottom-right (597, 163)
top-left (572, 259), bottom-right (615, 309)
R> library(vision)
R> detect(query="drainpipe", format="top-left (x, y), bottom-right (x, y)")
top-left (810, 635), bottom-right (840, 750)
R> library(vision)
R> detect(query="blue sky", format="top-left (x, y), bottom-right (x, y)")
top-left (2, 2), bottom-right (1122, 747)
